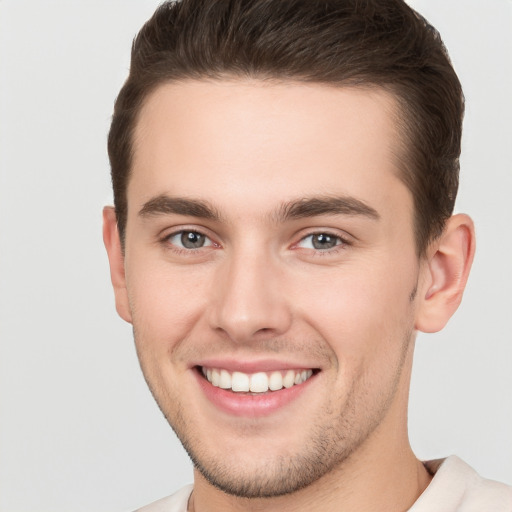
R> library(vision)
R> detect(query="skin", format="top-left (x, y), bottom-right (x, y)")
top-left (104, 80), bottom-right (475, 511)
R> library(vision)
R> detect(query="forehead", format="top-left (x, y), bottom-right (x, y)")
top-left (129, 79), bottom-right (410, 219)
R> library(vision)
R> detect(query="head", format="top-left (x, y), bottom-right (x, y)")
top-left (108, 0), bottom-right (464, 256)
top-left (104, 0), bottom-right (474, 502)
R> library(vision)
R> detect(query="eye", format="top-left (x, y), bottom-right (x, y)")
top-left (297, 232), bottom-right (344, 250)
top-left (166, 230), bottom-right (214, 249)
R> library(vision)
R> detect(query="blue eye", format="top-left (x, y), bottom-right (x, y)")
top-left (167, 230), bottom-right (213, 249)
top-left (298, 233), bottom-right (343, 250)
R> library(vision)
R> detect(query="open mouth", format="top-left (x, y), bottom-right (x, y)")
top-left (198, 366), bottom-right (317, 394)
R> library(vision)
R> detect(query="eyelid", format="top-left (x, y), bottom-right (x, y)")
top-left (292, 229), bottom-right (353, 251)
top-left (159, 225), bottom-right (220, 250)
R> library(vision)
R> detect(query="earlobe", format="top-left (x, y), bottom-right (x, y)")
top-left (415, 214), bottom-right (476, 333)
top-left (102, 206), bottom-right (132, 323)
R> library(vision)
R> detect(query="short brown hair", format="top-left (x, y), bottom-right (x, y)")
top-left (108, 0), bottom-right (464, 254)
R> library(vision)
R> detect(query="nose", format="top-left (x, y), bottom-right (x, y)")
top-left (208, 249), bottom-right (292, 344)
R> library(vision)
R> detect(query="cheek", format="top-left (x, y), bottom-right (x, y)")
top-left (125, 256), bottom-right (210, 353)
top-left (292, 256), bottom-right (417, 367)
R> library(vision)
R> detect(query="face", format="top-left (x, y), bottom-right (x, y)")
top-left (117, 80), bottom-right (426, 497)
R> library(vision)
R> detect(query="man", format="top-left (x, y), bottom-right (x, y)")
top-left (103, 0), bottom-right (512, 510)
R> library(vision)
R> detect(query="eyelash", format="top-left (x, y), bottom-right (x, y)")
top-left (160, 229), bottom-right (351, 256)
top-left (293, 231), bottom-right (351, 256)
top-left (161, 229), bottom-right (217, 254)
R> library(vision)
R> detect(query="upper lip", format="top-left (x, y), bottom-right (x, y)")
top-left (193, 358), bottom-right (320, 373)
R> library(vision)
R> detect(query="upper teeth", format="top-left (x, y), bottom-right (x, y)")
top-left (202, 368), bottom-right (313, 393)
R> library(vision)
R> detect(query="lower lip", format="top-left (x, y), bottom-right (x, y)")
top-left (195, 369), bottom-right (316, 417)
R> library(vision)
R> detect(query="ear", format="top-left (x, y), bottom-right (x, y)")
top-left (415, 214), bottom-right (476, 333)
top-left (102, 206), bottom-right (132, 323)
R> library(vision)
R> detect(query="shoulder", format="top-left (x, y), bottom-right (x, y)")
top-left (410, 456), bottom-right (512, 512)
top-left (132, 484), bottom-right (193, 512)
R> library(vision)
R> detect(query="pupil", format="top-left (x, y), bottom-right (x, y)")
top-left (313, 234), bottom-right (336, 250)
top-left (181, 231), bottom-right (205, 249)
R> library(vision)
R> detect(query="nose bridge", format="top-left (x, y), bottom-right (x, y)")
top-left (210, 242), bottom-right (291, 342)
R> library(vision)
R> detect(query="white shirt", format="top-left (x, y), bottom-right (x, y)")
top-left (133, 456), bottom-right (512, 511)
top-left (410, 456), bottom-right (512, 511)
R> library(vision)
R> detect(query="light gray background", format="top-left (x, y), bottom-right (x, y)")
top-left (0, 1), bottom-right (510, 511)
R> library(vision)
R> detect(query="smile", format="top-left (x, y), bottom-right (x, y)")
top-left (201, 367), bottom-right (314, 393)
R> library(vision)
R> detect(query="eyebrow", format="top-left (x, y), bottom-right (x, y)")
top-left (138, 194), bottom-right (379, 222)
top-left (139, 195), bottom-right (221, 221)
top-left (276, 196), bottom-right (380, 222)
